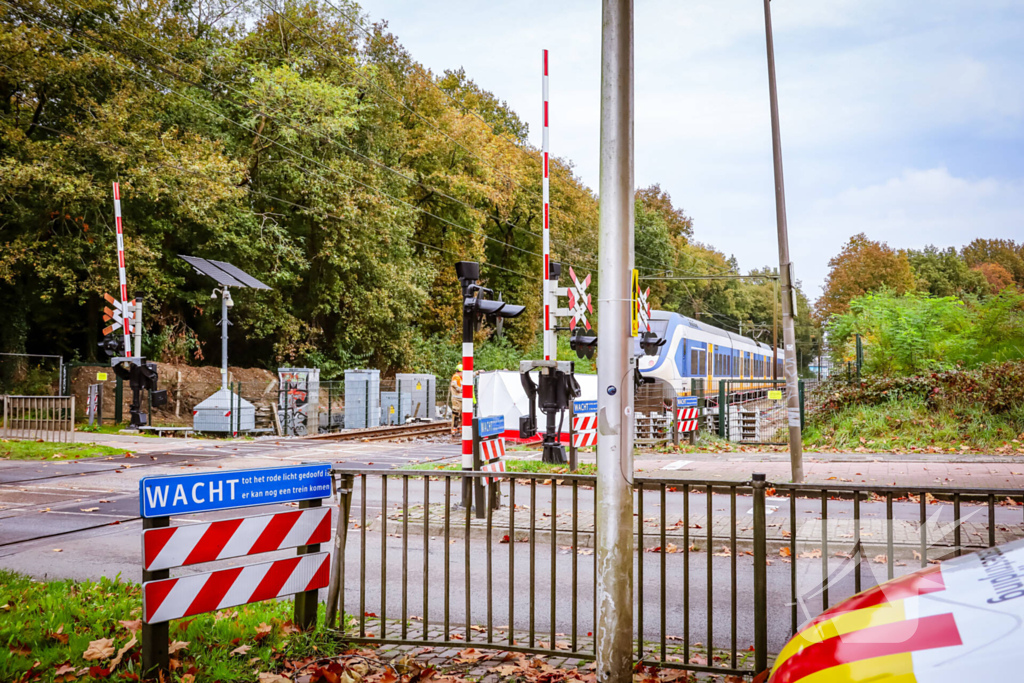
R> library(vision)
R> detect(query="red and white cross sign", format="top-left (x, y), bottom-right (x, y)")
top-left (637, 284), bottom-right (652, 334)
top-left (566, 266), bottom-right (593, 330)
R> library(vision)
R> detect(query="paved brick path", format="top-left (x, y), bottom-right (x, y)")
top-left (347, 617), bottom-right (757, 681)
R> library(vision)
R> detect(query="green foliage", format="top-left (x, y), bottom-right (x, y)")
top-left (828, 290), bottom-right (1024, 375)
top-left (0, 569), bottom-right (349, 682)
top-left (906, 245), bottom-right (987, 297)
top-left (811, 360), bottom-right (1024, 417)
top-left (803, 393), bottom-right (1024, 453)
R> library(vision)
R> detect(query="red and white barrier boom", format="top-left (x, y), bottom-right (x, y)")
top-left (542, 48), bottom-right (552, 361)
top-left (112, 182), bottom-right (132, 356)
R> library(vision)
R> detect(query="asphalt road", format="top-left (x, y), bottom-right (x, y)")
top-left (3, 439), bottom-right (1022, 658)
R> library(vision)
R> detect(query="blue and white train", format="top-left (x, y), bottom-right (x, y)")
top-left (638, 310), bottom-right (781, 395)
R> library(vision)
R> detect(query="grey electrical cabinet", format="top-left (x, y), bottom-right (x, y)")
top-left (395, 373), bottom-right (436, 421)
top-left (344, 369), bottom-right (380, 429)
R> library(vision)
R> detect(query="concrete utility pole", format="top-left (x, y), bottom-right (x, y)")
top-left (762, 0), bottom-right (803, 482)
top-left (595, 1), bottom-right (634, 681)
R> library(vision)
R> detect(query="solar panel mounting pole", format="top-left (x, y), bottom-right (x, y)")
top-left (221, 288), bottom-right (229, 391)
top-left (596, 1), bottom-right (634, 680)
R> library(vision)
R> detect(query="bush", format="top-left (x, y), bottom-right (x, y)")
top-left (811, 359), bottom-right (1024, 419)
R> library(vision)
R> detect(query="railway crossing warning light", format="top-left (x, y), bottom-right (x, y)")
top-left (639, 330), bottom-right (666, 356)
top-left (570, 327), bottom-right (598, 359)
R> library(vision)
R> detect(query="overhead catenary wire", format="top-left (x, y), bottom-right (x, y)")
top-left (250, 0), bottom-right (606, 272)
top-left (15, 118), bottom-right (535, 282)
top-left (4, 3), bottom-right (555, 276)
top-left (311, 0), bottom-right (736, 279)
top-left (54, 0), bottom-right (602, 274)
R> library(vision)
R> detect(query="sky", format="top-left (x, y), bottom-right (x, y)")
top-left (358, 0), bottom-right (1024, 300)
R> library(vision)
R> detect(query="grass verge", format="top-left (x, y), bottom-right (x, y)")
top-left (803, 395), bottom-right (1024, 454)
top-left (0, 569), bottom-right (350, 682)
top-left (405, 459), bottom-right (597, 476)
top-left (0, 440), bottom-right (130, 461)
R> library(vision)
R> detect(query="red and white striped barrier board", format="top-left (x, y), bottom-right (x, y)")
top-left (572, 414), bottom-right (597, 447)
top-left (481, 457), bottom-right (506, 483)
top-left (480, 436), bottom-right (505, 461)
top-left (677, 407), bottom-right (699, 433)
top-left (143, 507), bottom-right (332, 572)
top-left (143, 552), bottom-right (330, 624)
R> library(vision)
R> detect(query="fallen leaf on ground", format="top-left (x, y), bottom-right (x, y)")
top-left (118, 620), bottom-right (142, 634)
top-left (230, 645), bottom-right (251, 656)
top-left (872, 555), bottom-right (888, 564)
top-left (83, 638), bottom-right (115, 661)
top-left (109, 636), bottom-right (137, 669)
top-left (54, 662), bottom-right (76, 682)
top-left (168, 641), bottom-right (189, 655)
top-left (798, 549), bottom-right (821, 559)
top-left (779, 547), bottom-right (791, 557)
top-left (80, 508), bottom-right (99, 512)
top-left (455, 648), bottom-right (489, 663)
top-left (257, 673), bottom-right (290, 683)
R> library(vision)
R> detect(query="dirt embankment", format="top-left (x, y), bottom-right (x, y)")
top-left (71, 362), bottom-right (277, 424)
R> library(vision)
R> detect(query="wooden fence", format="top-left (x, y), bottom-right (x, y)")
top-left (1, 395), bottom-right (76, 442)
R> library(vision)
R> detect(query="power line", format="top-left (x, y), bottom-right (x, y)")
top-left (5, 2), bottom-right (553, 276)
top-left (16, 117), bottom-right (534, 281)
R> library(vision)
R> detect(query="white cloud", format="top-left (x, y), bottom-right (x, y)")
top-left (793, 167), bottom-right (1024, 296)
top-left (358, 0), bottom-right (1024, 300)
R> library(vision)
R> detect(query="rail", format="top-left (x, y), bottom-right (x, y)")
top-left (323, 469), bottom-right (1024, 678)
top-left (1, 395), bottom-right (76, 443)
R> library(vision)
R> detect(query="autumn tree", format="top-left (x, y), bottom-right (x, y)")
top-left (815, 234), bottom-right (916, 322)
top-left (906, 246), bottom-right (987, 297)
top-left (961, 238), bottom-right (1024, 285)
top-left (973, 263), bottom-right (1016, 293)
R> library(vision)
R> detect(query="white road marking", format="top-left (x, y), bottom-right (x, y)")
top-left (661, 460), bottom-right (692, 470)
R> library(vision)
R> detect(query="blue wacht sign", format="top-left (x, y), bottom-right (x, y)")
top-left (677, 396), bottom-right (698, 408)
top-left (139, 463), bottom-right (332, 518)
top-left (478, 415), bottom-right (504, 439)
top-left (573, 400), bottom-right (597, 414)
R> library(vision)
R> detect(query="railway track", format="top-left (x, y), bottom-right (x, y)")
top-left (308, 421), bottom-right (454, 442)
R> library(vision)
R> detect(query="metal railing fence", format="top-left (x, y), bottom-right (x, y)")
top-left (2, 395), bottom-right (76, 442)
top-left (324, 469), bottom-right (1024, 678)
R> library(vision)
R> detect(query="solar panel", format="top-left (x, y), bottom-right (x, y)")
top-left (208, 259), bottom-right (270, 290)
top-left (178, 255), bottom-right (270, 290)
top-left (178, 255), bottom-right (246, 287)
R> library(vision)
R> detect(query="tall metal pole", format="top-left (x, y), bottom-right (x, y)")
top-left (221, 289), bottom-right (229, 391)
top-left (762, 0), bottom-right (803, 482)
top-left (596, 1), bottom-right (634, 680)
top-left (772, 279), bottom-right (778, 379)
top-left (542, 49), bottom-right (553, 361)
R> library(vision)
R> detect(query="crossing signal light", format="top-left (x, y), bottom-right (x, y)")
top-left (570, 327), bottom-right (598, 359)
top-left (98, 334), bottom-right (125, 359)
top-left (455, 261), bottom-right (526, 322)
top-left (640, 331), bottom-right (666, 357)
